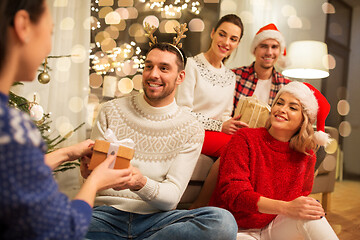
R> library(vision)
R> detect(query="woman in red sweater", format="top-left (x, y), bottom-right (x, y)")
top-left (209, 81), bottom-right (338, 239)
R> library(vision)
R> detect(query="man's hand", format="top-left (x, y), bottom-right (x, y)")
top-left (113, 165), bottom-right (147, 191)
top-left (221, 115), bottom-right (249, 135)
top-left (80, 155), bottom-right (92, 179)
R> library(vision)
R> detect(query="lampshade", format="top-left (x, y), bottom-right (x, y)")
top-left (282, 40), bottom-right (329, 79)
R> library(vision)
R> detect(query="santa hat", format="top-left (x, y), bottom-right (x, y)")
top-left (274, 81), bottom-right (331, 146)
top-left (250, 23), bottom-right (288, 68)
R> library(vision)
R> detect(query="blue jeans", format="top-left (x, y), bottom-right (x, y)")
top-left (85, 206), bottom-right (237, 240)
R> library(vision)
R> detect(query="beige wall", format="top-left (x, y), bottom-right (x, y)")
top-left (343, 5), bottom-right (360, 175)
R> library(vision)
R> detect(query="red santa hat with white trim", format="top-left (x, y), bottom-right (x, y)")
top-left (250, 23), bottom-right (288, 68)
top-left (274, 81), bottom-right (331, 146)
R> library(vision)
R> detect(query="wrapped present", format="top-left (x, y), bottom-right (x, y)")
top-left (89, 129), bottom-right (135, 170)
top-left (234, 95), bottom-right (271, 128)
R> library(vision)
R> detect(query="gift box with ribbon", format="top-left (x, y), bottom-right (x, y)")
top-left (234, 96), bottom-right (271, 128)
top-left (89, 129), bottom-right (135, 170)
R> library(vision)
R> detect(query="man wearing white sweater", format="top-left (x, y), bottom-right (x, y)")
top-left (82, 43), bottom-right (238, 240)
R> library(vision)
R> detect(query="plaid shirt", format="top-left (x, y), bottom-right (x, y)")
top-left (232, 62), bottom-right (291, 114)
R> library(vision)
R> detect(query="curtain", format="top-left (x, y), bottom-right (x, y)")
top-left (12, 0), bottom-right (90, 148)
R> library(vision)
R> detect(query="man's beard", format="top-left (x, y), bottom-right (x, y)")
top-left (142, 78), bottom-right (176, 102)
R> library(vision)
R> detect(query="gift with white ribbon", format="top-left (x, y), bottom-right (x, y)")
top-left (89, 129), bottom-right (135, 170)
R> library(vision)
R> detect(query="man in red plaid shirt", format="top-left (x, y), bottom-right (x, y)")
top-left (232, 23), bottom-right (291, 115)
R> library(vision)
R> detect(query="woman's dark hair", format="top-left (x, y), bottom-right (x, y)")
top-left (0, 0), bottom-right (45, 70)
top-left (214, 14), bottom-right (244, 40)
top-left (147, 43), bottom-right (187, 71)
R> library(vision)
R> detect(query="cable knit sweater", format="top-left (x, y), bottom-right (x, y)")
top-left (91, 93), bottom-right (204, 214)
top-left (176, 53), bottom-right (236, 132)
top-left (209, 128), bottom-right (316, 229)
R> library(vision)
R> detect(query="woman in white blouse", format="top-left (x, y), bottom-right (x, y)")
top-left (176, 14), bottom-right (247, 158)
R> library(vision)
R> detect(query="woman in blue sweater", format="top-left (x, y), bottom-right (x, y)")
top-left (0, 1), bottom-right (132, 239)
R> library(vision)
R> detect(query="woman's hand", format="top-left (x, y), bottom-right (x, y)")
top-left (45, 139), bottom-right (94, 170)
top-left (283, 196), bottom-right (325, 220)
top-left (87, 154), bottom-right (132, 191)
top-left (221, 115), bottom-right (248, 134)
top-left (65, 139), bottom-right (94, 162)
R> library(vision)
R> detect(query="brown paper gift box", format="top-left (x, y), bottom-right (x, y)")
top-left (88, 140), bottom-right (135, 170)
top-left (234, 96), bottom-right (271, 128)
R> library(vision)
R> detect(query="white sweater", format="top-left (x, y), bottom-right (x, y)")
top-left (176, 53), bottom-right (236, 132)
top-left (91, 93), bottom-right (204, 214)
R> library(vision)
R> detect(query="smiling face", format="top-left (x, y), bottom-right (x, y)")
top-left (209, 21), bottom-right (242, 60)
top-left (254, 38), bottom-right (281, 70)
top-left (142, 48), bottom-right (185, 107)
top-left (268, 92), bottom-right (304, 140)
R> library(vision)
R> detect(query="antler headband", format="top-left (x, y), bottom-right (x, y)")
top-left (144, 22), bottom-right (188, 63)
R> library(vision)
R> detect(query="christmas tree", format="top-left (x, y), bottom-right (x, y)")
top-left (9, 82), bottom-right (84, 173)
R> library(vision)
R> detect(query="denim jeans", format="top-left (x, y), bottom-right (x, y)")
top-left (85, 206), bottom-right (237, 240)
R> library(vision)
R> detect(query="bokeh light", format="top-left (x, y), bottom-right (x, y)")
top-left (127, 7), bottom-right (139, 19)
top-left (143, 15), bottom-right (160, 28)
top-left (239, 11), bottom-right (253, 24)
top-left (54, 0), bottom-right (68, 7)
top-left (287, 15), bottom-right (302, 29)
top-left (89, 73), bottom-right (103, 88)
top-left (95, 31), bottom-right (111, 44)
top-left (220, 0), bottom-right (237, 12)
top-left (132, 74), bottom-right (143, 90)
top-left (116, 8), bottom-right (129, 19)
top-left (189, 18), bottom-right (205, 32)
top-left (328, 54), bottom-right (336, 69)
top-left (281, 5), bottom-right (297, 17)
top-left (99, 0), bottom-right (114, 7)
top-left (111, 20), bottom-right (126, 31)
top-left (99, 7), bottom-right (113, 18)
top-left (60, 17), bottom-right (75, 30)
top-left (118, 78), bottom-right (134, 94)
top-left (337, 100), bottom-right (350, 116)
top-left (164, 20), bottom-right (180, 33)
top-left (339, 121), bottom-right (351, 137)
top-left (102, 76), bottom-right (117, 97)
top-left (118, 0), bottom-right (134, 7)
top-left (322, 2), bottom-right (335, 14)
top-left (101, 38), bottom-right (117, 52)
top-left (105, 25), bottom-right (120, 39)
top-left (68, 97), bottom-right (84, 113)
top-left (105, 11), bottom-right (121, 24)
top-left (129, 23), bottom-right (145, 37)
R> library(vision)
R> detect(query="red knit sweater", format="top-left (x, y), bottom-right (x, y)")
top-left (209, 128), bottom-right (316, 229)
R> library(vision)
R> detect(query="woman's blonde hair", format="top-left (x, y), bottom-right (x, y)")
top-left (265, 98), bottom-right (319, 154)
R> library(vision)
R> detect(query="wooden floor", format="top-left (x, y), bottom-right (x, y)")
top-left (310, 180), bottom-right (360, 240)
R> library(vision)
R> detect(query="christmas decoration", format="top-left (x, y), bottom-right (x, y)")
top-left (29, 94), bottom-right (45, 122)
top-left (38, 58), bottom-right (51, 84)
top-left (37, 55), bottom-right (73, 84)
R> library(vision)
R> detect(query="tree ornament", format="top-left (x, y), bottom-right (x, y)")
top-left (30, 104), bottom-right (44, 122)
top-left (38, 58), bottom-right (50, 84)
top-left (28, 94), bottom-right (45, 123)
